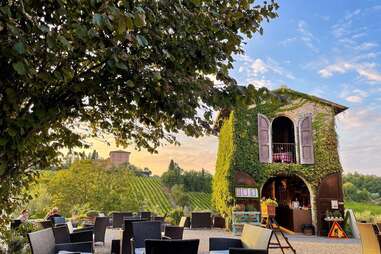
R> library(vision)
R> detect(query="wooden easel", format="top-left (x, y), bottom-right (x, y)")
top-left (263, 216), bottom-right (296, 254)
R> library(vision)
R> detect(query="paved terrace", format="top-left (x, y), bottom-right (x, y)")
top-left (95, 228), bottom-right (361, 254)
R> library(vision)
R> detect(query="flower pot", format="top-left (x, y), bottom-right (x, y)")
top-left (261, 204), bottom-right (276, 217)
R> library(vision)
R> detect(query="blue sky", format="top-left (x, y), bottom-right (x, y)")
top-left (91, 1), bottom-right (381, 176)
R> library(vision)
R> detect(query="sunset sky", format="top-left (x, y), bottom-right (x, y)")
top-left (85, 0), bottom-right (381, 177)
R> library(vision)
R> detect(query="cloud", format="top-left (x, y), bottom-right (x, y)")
top-left (345, 95), bottom-right (363, 103)
top-left (235, 55), bottom-right (295, 88)
top-left (318, 62), bottom-right (381, 83)
top-left (297, 20), bottom-right (319, 53)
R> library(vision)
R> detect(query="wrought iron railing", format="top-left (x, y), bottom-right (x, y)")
top-left (272, 143), bottom-right (296, 163)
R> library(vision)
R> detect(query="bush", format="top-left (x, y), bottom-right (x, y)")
top-left (166, 207), bottom-right (184, 225)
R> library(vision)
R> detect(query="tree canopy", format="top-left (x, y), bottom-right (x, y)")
top-left (0, 0), bottom-right (278, 231)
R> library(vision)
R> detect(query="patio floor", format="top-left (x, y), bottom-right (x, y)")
top-left (95, 228), bottom-right (361, 254)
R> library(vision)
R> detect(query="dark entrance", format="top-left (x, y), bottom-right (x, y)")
top-left (271, 116), bottom-right (296, 163)
top-left (261, 175), bottom-right (312, 233)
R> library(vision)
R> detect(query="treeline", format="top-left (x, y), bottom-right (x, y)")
top-left (343, 172), bottom-right (381, 204)
top-left (161, 160), bottom-right (212, 193)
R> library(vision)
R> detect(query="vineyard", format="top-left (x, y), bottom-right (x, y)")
top-left (188, 192), bottom-right (212, 211)
top-left (129, 177), bottom-right (173, 214)
top-left (129, 177), bottom-right (212, 214)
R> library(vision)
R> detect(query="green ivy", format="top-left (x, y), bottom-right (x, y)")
top-left (212, 92), bottom-right (343, 226)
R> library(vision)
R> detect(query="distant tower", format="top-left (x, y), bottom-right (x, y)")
top-left (109, 150), bottom-right (130, 167)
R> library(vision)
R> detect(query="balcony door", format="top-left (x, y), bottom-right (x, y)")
top-left (271, 116), bottom-right (296, 163)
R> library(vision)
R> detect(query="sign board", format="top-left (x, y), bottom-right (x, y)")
top-left (235, 187), bottom-right (259, 198)
top-left (328, 221), bottom-right (348, 239)
top-left (331, 200), bottom-right (339, 209)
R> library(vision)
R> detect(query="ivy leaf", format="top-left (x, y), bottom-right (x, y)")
top-left (115, 62), bottom-right (128, 70)
top-left (93, 13), bottom-right (103, 27)
top-left (136, 35), bottom-right (148, 47)
top-left (14, 41), bottom-right (25, 54)
top-left (58, 35), bottom-right (71, 49)
top-left (12, 61), bottom-right (26, 75)
top-left (134, 13), bottom-right (146, 27)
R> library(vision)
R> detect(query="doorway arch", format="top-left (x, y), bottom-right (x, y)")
top-left (261, 174), bottom-right (313, 233)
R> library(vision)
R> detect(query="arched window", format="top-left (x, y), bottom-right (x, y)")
top-left (271, 116), bottom-right (296, 163)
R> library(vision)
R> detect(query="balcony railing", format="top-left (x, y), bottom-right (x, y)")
top-left (272, 143), bottom-right (296, 163)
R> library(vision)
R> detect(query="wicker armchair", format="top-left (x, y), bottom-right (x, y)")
top-left (94, 216), bottom-right (109, 245)
top-left (130, 221), bottom-right (162, 254)
top-left (28, 228), bottom-right (93, 254)
top-left (164, 225), bottom-right (184, 239)
top-left (52, 224), bottom-right (93, 244)
top-left (357, 223), bottom-right (381, 254)
top-left (145, 239), bottom-right (199, 254)
top-left (209, 224), bottom-right (272, 254)
top-left (113, 212), bottom-right (133, 228)
top-left (191, 212), bottom-right (212, 229)
top-left (122, 218), bottom-right (147, 254)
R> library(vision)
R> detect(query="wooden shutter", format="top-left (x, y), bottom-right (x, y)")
top-left (257, 114), bottom-right (270, 163)
top-left (299, 115), bottom-right (314, 164)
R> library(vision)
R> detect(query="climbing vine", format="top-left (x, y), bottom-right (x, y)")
top-left (212, 89), bottom-right (343, 225)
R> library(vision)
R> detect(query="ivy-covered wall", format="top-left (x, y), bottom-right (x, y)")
top-left (212, 90), bottom-right (344, 228)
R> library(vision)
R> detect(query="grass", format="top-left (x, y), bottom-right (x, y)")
top-left (346, 201), bottom-right (381, 215)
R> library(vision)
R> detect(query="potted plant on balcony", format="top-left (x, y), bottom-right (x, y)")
top-left (261, 198), bottom-right (278, 218)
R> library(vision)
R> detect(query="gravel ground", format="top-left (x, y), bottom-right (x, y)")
top-left (96, 228), bottom-right (361, 254)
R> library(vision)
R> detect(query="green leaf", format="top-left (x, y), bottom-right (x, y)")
top-left (58, 35), bottom-right (71, 49)
top-left (12, 61), bottom-right (26, 75)
top-left (134, 13), bottom-right (146, 27)
top-left (127, 80), bottom-right (134, 87)
top-left (115, 62), bottom-right (128, 70)
top-left (93, 14), bottom-right (103, 27)
top-left (14, 42), bottom-right (25, 54)
top-left (136, 35), bottom-right (148, 47)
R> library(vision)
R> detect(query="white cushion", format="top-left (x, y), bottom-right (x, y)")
top-left (135, 248), bottom-right (145, 254)
top-left (210, 251), bottom-right (229, 254)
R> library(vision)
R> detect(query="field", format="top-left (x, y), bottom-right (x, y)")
top-left (188, 192), bottom-right (212, 210)
top-left (346, 201), bottom-right (381, 215)
top-left (129, 177), bottom-right (212, 214)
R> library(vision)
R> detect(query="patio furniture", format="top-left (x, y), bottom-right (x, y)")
top-left (213, 216), bottom-right (226, 228)
top-left (122, 218), bottom-right (147, 254)
top-left (52, 225), bottom-right (93, 244)
top-left (357, 223), bottom-right (381, 254)
top-left (131, 221), bottom-right (162, 254)
top-left (11, 219), bottom-right (22, 229)
top-left (179, 216), bottom-right (190, 228)
top-left (28, 228), bottom-right (93, 254)
top-left (39, 220), bottom-right (53, 229)
top-left (145, 239), bottom-right (199, 254)
top-left (209, 224), bottom-right (272, 254)
top-left (94, 216), bottom-right (109, 245)
top-left (52, 216), bottom-right (66, 227)
top-left (191, 212), bottom-right (212, 229)
top-left (113, 212), bottom-right (133, 228)
top-left (164, 225), bottom-right (184, 239)
top-left (112, 239), bottom-right (121, 254)
top-left (139, 211), bottom-right (152, 220)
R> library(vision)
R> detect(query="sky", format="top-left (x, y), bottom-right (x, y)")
top-left (87, 0), bottom-right (381, 176)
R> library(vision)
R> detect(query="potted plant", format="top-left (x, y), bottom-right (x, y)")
top-left (86, 210), bottom-right (99, 224)
top-left (261, 198), bottom-right (278, 217)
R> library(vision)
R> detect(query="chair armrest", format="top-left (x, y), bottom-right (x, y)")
top-left (73, 226), bottom-right (94, 232)
top-left (70, 230), bottom-right (93, 243)
top-left (161, 236), bottom-right (171, 240)
top-left (229, 248), bottom-right (268, 254)
top-left (55, 241), bottom-right (93, 252)
top-left (209, 238), bottom-right (242, 251)
top-left (130, 238), bottom-right (135, 254)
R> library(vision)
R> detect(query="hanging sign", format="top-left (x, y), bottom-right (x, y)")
top-left (235, 187), bottom-right (259, 198)
top-left (328, 221), bottom-right (348, 239)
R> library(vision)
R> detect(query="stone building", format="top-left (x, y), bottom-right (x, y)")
top-left (109, 150), bottom-right (130, 167)
top-left (213, 87), bottom-right (348, 235)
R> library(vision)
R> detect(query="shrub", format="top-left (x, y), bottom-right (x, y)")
top-left (166, 207), bottom-right (184, 225)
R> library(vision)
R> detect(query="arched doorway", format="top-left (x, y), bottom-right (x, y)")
top-left (261, 175), bottom-right (313, 233)
top-left (271, 116), bottom-right (296, 163)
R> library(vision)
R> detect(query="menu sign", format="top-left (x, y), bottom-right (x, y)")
top-left (235, 187), bottom-right (259, 198)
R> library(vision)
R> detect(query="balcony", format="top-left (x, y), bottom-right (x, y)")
top-left (272, 143), bottom-right (296, 163)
